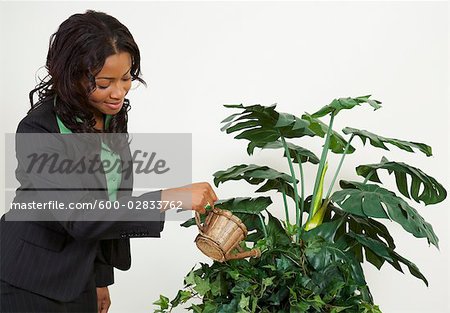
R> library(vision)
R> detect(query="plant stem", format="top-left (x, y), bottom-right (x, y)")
top-left (280, 135), bottom-right (301, 242)
top-left (281, 188), bottom-right (290, 224)
top-left (325, 134), bottom-right (354, 199)
top-left (295, 154), bottom-right (305, 237)
top-left (362, 169), bottom-right (375, 184)
top-left (308, 112), bottom-right (335, 223)
top-left (258, 213), bottom-right (268, 238)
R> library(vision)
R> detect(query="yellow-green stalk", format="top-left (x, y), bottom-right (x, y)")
top-left (305, 162), bottom-right (328, 231)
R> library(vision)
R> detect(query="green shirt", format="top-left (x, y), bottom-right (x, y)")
top-left (56, 114), bottom-right (122, 202)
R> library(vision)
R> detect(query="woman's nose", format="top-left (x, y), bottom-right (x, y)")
top-left (110, 83), bottom-right (127, 99)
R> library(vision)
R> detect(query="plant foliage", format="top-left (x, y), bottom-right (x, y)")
top-left (154, 96), bottom-right (446, 312)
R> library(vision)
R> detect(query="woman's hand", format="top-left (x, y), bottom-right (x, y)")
top-left (96, 286), bottom-right (111, 313)
top-left (161, 182), bottom-right (218, 214)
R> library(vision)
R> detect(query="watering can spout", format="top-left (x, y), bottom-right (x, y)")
top-left (225, 248), bottom-right (261, 261)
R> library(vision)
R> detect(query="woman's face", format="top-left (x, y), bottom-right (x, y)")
top-left (88, 52), bottom-right (132, 119)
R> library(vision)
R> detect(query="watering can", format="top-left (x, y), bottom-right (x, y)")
top-left (195, 207), bottom-right (261, 262)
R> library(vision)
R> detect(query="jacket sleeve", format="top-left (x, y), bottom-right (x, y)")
top-left (12, 109), bottom-right (166, 241)
top-left (95, 263), bottom-right (114, 287)
top-left (94, 241), bottom-right (115, 287)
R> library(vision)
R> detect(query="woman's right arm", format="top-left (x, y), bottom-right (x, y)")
top-left (12, 116), bottom-right (215, 241)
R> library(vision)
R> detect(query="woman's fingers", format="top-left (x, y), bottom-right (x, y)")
top-left (204, 182), bottom-right (218, 203)
top-left (192, 182), bottom-right (215, 213)
top-left (161, 182), bottom-right (218, 214)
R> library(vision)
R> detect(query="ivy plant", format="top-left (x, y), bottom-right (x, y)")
top-left (154, 95), bottom-right (446, 312)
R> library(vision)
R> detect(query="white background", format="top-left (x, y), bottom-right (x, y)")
top-left (0, 1), bottom-right (448, 313)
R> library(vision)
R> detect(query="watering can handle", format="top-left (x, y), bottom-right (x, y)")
top-left (195, 211), bottom-right (204, 234)
top-left (195, 203), bottom-right (213, 234)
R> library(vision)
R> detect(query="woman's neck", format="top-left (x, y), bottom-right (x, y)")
top-left (94, 113), bottom-right (104, 130)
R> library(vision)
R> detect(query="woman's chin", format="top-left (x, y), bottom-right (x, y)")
top-left (105, 107), bottom-right (122, 115)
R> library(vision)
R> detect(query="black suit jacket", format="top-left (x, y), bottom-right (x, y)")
top-left (0, 99), bottom-right (165, 302)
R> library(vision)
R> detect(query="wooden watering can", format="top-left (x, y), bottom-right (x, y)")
top-left (195, 207), bottom-right (261, 262)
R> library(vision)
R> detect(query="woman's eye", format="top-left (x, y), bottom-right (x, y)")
top-left (122, 77), bottom-right (132, 82)
top-left (97, 85), bottom-right (110, 89)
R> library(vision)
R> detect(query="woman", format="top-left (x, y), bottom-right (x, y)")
top-left (0, 10), bottom-right (216, 313)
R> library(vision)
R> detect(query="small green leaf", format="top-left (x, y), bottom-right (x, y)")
top-left (210, 274), bottom-right (227, 296)
top-left (153, 295), bottom-right (170, 310)
top-left (170, 290), bottom-right (192, 307)
top-left (262, 276), bottom-right (276, 289)
top-left (309, 294), bottom-right (326, 310)
top-left (228, 270), bottom-right (240, 280)
top-left (238, 294), bottom-right (250, 311)
top-left (184, 268), bottom-right (196, 286)
top-left (275, 255), bottom-right (293, 272)
top-left (231, 280), bottom-right (252, 295)
top-left (218, 298), bottom-right (239, 313)
top-left (193, 275), bottom-right (211, 296)
top-left (330, 306), bottom-right (353, 313)
top-left (189, 304), bottom-right (203, 313)
top-left (203, 301), bottom-right (219, 313)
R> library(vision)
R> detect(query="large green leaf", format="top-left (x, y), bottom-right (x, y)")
top-left (213, 164), bottom-right (298, 200)
top-left (239, 214), bottom-right (266, 242)
top-left (348, 232), bottom-right (428, 286)
top-left (252, 178), bottom-right (297, 201)
top-left (328, 208), bottom-right (396, 249)
top-left (304, 236), bottom-right (367, 286)
top-left (266, 211), bottom-right (292, 248)
top-left (331, 181), bottom-right (439, 248)
top-left (312, 202), bottom-right (427, 283)
top-left (306, 208), bottom-right (396, 270)
top-left (221, 104), bottom-right (315, 155)
top-left (275, 112), bottom-right (310, 130)
top-left (214, 164), bottom-right (291, 185)
top-left (334, 210), bottom-right (395, 269)
top-left (261, 140), bottom-right (320, 164)
top-left (343, 127), bottom-right (432, 157)
top-left (356, 157), bottom-right (447, 205)
top-left (302, 218), bottom-right (344, 243)
top-left (214, 197), bottom-right (272, 215)
top-left (302, 113), bottom-right (355, 154)
top-left (311, 95), bottom-right (382, 118)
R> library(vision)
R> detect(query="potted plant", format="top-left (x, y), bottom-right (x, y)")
top-left (154, 95), bottom-right (447, 313)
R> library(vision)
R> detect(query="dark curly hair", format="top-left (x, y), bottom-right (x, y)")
top-left (29, 10), bottom-right (146, 134)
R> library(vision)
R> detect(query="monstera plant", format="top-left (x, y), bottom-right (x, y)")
top-left (154, 96), bottom-right (447, 313)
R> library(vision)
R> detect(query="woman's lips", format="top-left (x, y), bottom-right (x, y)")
top-left (105, 101), bottom-right (123, 110)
